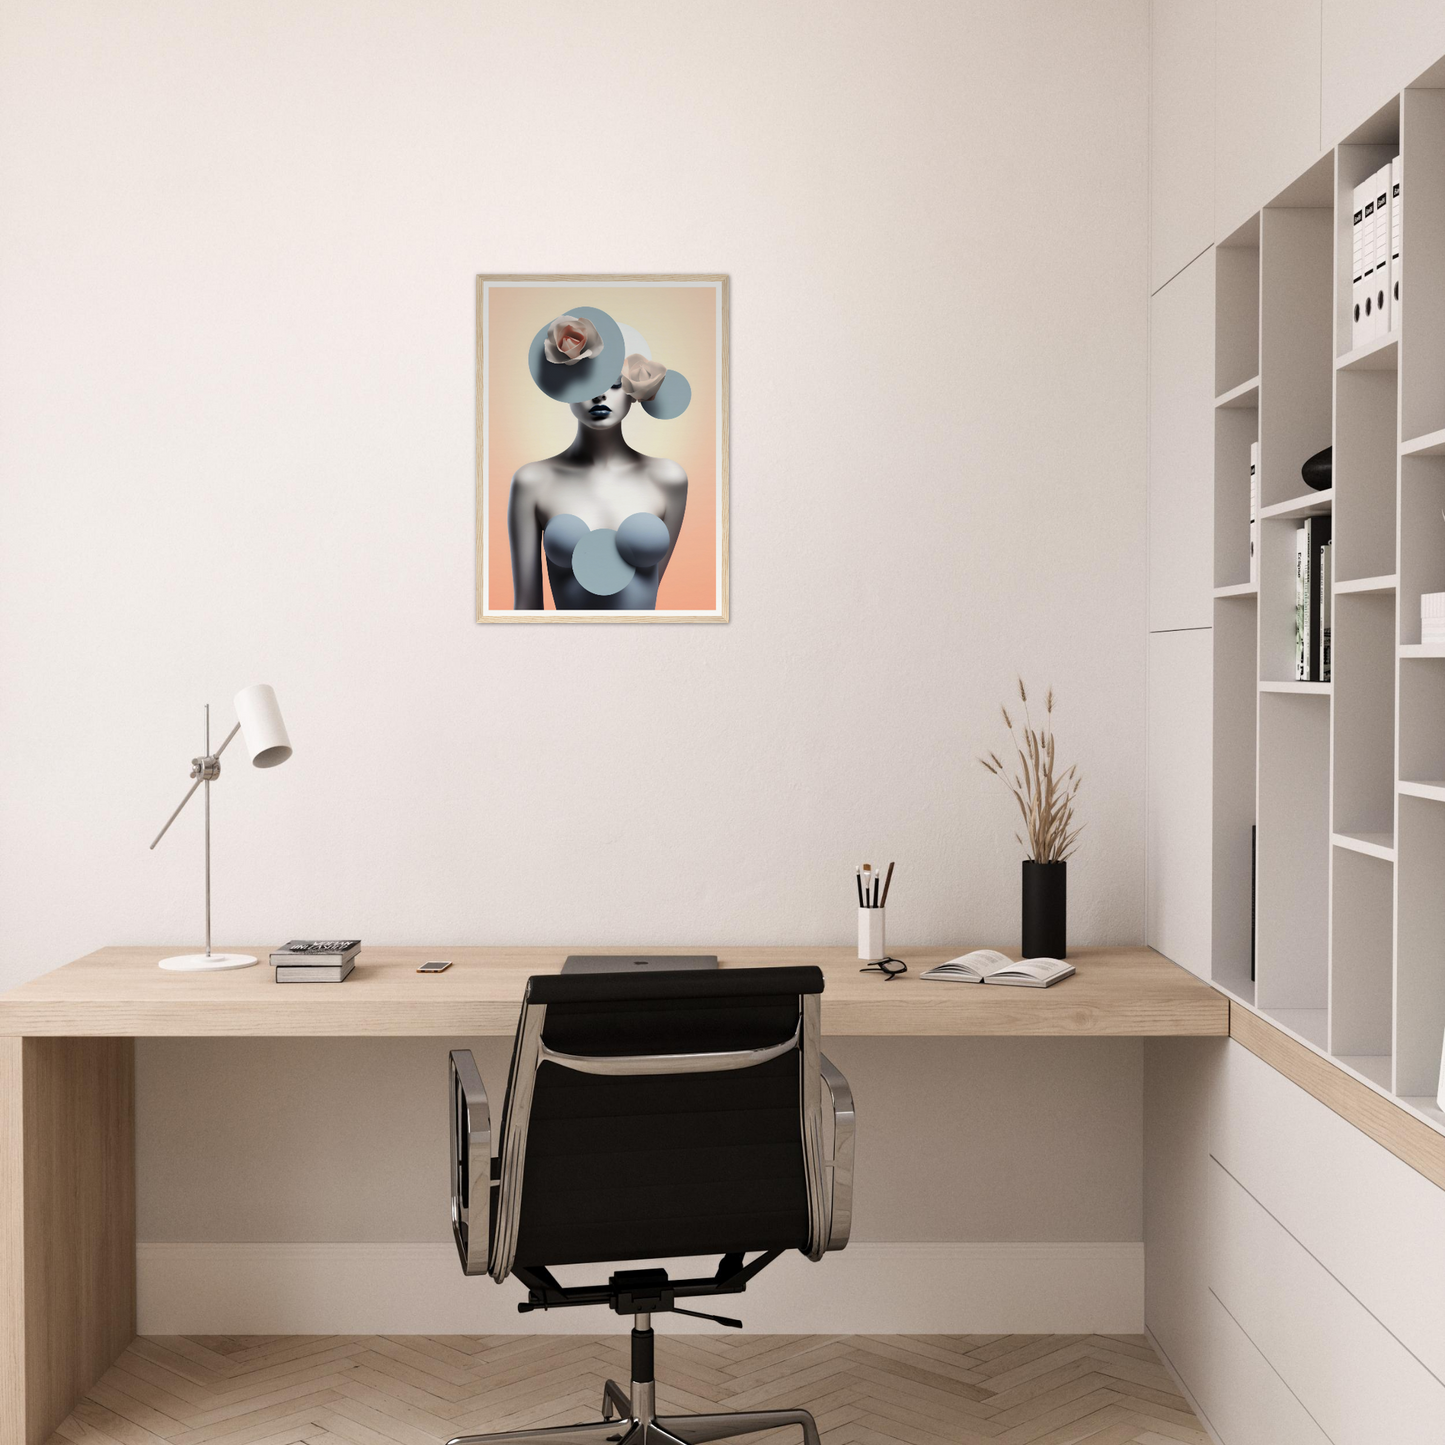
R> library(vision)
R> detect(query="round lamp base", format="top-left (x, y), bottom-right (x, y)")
top-left (158, 952), bottom-right (258, 972)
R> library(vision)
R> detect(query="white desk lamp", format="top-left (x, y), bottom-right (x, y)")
top-left (149, 684), bottom-right (292, 972)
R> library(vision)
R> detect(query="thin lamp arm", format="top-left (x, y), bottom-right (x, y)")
top-left (148, 721), bottom-right (241, 850)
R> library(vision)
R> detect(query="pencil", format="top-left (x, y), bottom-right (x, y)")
top-left (880, 860), bottom-right (895, 907)
top-left (856, 869), bottom-right (865, 907)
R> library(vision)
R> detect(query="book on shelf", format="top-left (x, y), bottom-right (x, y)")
top-left (920, 950), bottom-right (1074, 988)
top-left (276, 958), bottom-right (355, 983)
top-left (1320, 538), bottom-right (1332, 682)
top-left (1295, 526), bottom-right (1308, 679)
top-left (1249, 441), bottom-right (1259, 585)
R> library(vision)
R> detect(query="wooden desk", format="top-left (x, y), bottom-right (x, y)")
top-left (0, 943), bottom-right (1225, 1038)
top-left (0, 944), bottom-right (1223, 1445)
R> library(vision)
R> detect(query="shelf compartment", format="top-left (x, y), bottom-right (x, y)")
top-left (1401, 87), bottom-right (1445, 444)
top-left (1333, 830), bottom-right (1396, 861)
top-left (1335, 335), bottom-right (1398, 371)
top-left (1396, 795), bottom-right (1445, 1097)
top-left (1401, 427), bottom-right (1445, 458)
top-left (1399, 648), bottom-right (1445, 783)
top-left (1216, 222), bottom-right (1260, 398)
top-left (1334, 368), bottom-right (1398, 582)
top-left (1259, 203), bottom-right (1332, 510)
top-left (1336, 139), bottom-right (1399, 363)
top-left (1255, 692), bottom-right (1331, 1016)
top-left (1397, 455), bottom-right (1445, 644)
top-left (1336, 574), bottom-right (1396, 594)
top-left (1212, 593), bottom-right (1259, 1003)
top-left (1260, 489), bottom-right (1333, 521)
top-left (1330, 848), bottom-right (1393, 1063)
top-left (1214, 405), bottom-right (1259, 590)
top-left (1260, 681), bottom-right (1331, 695)
top-left (1215, 375), bottom-right (1260, 409)
top-left (1332, 591), bottom-right (1396, 839)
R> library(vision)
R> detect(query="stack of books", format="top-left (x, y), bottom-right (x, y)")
top-left (1294, 518), bottom-right (1332, 682)
top-left (270, 939), bottom-right (361, 983)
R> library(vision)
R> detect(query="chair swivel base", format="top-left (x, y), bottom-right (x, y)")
top-left (445, 1374), bottom-right (821, 1445)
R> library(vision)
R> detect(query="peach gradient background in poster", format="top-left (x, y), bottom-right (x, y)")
top-left (481, 283), bottom-right (719, 613)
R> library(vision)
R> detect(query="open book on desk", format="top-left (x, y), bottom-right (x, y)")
top-left (920, 950), bottom-right (1074, 988)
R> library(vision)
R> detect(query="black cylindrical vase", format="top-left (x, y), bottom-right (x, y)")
top-left (1022, 860), bottom-right (1067, 958)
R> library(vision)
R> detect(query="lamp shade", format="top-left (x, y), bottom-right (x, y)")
top-left (233, 684), bottom-right (292, 768)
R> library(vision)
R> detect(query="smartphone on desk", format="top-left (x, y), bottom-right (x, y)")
top-left (417, 959), bottom-right (452, 973)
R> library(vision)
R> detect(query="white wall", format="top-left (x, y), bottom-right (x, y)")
top-left (0, 0), bottom-right (1149, 983)
top-left (0, 0), bottom-right (1152, 1322)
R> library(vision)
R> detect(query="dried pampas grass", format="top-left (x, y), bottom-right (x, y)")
top-left (980, 678), bottom-right (1083, 863)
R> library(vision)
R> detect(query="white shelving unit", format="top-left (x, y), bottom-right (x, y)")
top-left (1212, 79), bottom-right (1445, 1132)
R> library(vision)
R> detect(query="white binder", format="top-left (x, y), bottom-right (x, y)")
top-left (1391, 154), bottom-right (1402, 333)
top-left (1362, 171), bottom-right (1380, 342)
top-left (1373, 165), bottom-right (1391, 341)
top-left (1351, 179), bottom-right (1369, 349)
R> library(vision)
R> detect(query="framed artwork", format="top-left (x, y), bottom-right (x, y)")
top-left (476, 274), bottom-right (729, 623)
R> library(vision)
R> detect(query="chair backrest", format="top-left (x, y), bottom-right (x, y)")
top-left (488, 966), bottom-right (827, 1280)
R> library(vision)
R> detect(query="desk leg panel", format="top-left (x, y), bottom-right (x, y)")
top-left (0, 1037), bottom-right (136, 1445)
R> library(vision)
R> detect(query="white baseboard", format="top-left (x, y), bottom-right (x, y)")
top-left (137, 1241), bottom-right (1143, 1335)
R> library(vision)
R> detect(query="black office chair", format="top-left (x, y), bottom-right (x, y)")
top-left (446, 966), bottom-right (855, 1445)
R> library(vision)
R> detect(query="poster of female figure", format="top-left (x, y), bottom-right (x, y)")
top-left (476, 276), bottom-right (728, 622)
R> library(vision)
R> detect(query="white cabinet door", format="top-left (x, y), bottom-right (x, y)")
top-left (1214, 1039), bottom-right (1445, 1384)
top-left (1149, 251), bottom-right (1215, 632)
top-left (1151, 0), bottom-right (1215, 292)
top-left (1147, 629), bottom-right (1213, 978)
top-left (1322, 0), bottom-right (1445, 145)
top-left (1215, 0), bottom-right (1323, 237)
top-left (1211, 1155), bottom-right (1445, 1443)
top-left (1198, 1290), bottom-right (1332, 1445)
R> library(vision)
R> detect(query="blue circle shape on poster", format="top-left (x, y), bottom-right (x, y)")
top-left (571, 528), bottom-right (635, 596)
top-left (528, 306), bottom-right (627, 403)
top-left (542, 513), bottom-right (590, 567)
top-left (641, 369), bottom-right (691, 419)
top-left (616, 512), bottom-right (671, 569)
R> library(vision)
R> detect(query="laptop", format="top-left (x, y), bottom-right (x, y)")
top-left (561, 954), bottom-right (719, 974)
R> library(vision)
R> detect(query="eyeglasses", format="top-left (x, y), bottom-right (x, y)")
top-left (859, 956), bottom-right (908, 981)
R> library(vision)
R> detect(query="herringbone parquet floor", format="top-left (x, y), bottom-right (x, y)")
top-left (49, 1334), bottom-right (1210, 1445)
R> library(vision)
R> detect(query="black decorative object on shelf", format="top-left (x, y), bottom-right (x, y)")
top-left (1302, 445), bottom-right (1332, 491)
top-left (1022, 860), bottom-right (1067, 959)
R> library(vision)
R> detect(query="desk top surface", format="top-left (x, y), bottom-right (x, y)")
top-left (0, 944), bottom-right (1227, 1037)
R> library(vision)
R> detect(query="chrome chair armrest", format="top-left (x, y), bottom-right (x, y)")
top-left (819, 1052), bottom-right (854, 1251)
top-left (450, 1049), bottom-right (492, 1276)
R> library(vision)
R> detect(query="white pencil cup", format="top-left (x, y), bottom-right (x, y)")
top-left (858, 907), bottom-right (886, 962)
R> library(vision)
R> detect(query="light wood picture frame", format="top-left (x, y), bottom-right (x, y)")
top-left (475, 274), bottom-right (729, 623)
